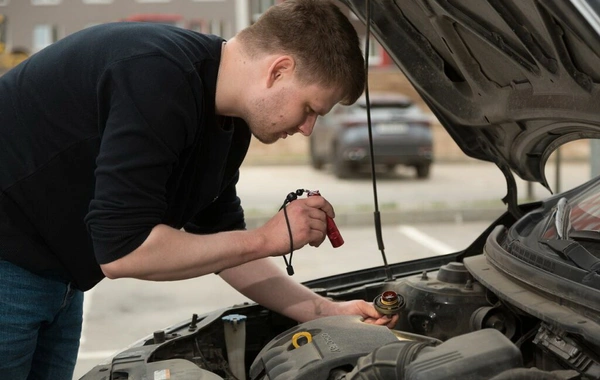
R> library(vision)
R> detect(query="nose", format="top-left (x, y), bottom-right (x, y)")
top-left (298, 114), bottom-right (317, 136)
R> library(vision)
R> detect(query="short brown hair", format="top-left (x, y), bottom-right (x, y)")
top-left (236, 0), bottom-right (365, 105)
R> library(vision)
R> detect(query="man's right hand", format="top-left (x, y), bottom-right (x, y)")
top-left (257, 195), bottom-right (337, 256)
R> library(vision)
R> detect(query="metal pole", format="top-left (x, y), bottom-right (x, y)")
top-left (527, 181), bottom-right (533, 200)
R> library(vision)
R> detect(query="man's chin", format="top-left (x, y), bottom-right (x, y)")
top-left (252, 132), bottom-right (279, 145)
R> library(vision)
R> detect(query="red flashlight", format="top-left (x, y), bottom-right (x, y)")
top-left (307, 190), bottom-right (344, 248)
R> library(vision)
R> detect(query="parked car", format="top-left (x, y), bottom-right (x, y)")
top-left (309, 92), bottom-right (433, 179)
top-left (81, 0), bottom-right (600, 379)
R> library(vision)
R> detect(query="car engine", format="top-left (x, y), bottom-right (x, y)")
top-left (82, 253), bottom-right (600, 380)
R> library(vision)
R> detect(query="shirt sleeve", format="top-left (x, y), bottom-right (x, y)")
top-left (85, 55), bottom-right (198, 264)
top-left (183, 170), bottom-right (246, 234)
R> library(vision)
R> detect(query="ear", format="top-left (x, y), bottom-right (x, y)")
top-left (266, 56), bottom-right (295, 89)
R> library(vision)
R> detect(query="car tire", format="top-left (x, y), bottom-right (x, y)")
top-left (309, 141), bottom-right (324, 170)
top-left (333, 146), bottom-right (353, 179)
top-left (415, 163), bottom-right (431, 179)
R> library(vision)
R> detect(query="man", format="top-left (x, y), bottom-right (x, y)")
top-left (0, 0), bottom-right (398, 378)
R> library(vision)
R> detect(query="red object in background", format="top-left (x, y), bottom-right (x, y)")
top-left (307, 190), bottom-right (345, 248)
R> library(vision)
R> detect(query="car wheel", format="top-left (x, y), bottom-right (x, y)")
top-left (415, 163), bottom-right (431, 179)
top-left (333, 146), bottom-right (354, 179)
top-left (309, 140), bottom-right (324, 170)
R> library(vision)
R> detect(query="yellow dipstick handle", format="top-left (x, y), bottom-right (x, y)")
top-left (292, 332), bottom-right (313, 348)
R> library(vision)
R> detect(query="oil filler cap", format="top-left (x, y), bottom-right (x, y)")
top-left (291, 331), bottom-right (313, 348)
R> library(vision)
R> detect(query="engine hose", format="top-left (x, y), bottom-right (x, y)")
top-left (343, 341), bottom-right (433, 380)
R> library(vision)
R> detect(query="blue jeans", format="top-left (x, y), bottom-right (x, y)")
top-left (0, 260), bottom-right (83, 380)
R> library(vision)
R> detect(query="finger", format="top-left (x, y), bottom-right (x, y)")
top-left (358, 301), bottom-right (384, 320)
top-left (386, 315), bottom-right (399, 328)
top-left (308, 215), bottom-right (327, 231)
top-left (297, 209), bottom-right (326, 232)
top-left (303, 196), bottom-right (335, 218)
top-left (283, 203), bottom-right (321, 228)
top-left (288, 215), bottom-right (325, 248)
top-left (361, 317), bottom-right (378, 325)
top-left (307, 227), bottom-right (326, 247)
top-left (361, 316), bottom-right (393, 327)
top-left (374, 316), bottom-right (392, 326)
top-left (287, 200), bottom-right (327, 224)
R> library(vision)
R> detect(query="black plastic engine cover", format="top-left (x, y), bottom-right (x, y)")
top-left (248, 315), bottom-right (399, 380)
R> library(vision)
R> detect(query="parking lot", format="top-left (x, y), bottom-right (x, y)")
top-left (237, 159), bottom-right (592, 224)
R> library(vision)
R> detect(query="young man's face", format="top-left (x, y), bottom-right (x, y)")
top-left (245, 76), bottom-right (343, 144)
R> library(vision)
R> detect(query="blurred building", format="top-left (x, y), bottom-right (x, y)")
top-left (0, 0), bottom-right (392, 68)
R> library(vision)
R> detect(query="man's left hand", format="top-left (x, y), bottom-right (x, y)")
top-left (329, 299), bottom-right (399, 329)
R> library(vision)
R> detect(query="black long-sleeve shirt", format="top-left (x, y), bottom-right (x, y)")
top-left (0, 23), bottom-right (250, 291)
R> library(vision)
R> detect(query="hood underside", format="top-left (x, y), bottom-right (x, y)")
top-left (342, 0), bottom-right (600, 190)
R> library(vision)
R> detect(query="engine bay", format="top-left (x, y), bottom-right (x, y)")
top-left (82, 237), bottom-right (600, 380)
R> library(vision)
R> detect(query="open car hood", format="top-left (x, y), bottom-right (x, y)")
top-left (341, 0), bottom-right (600, 202)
